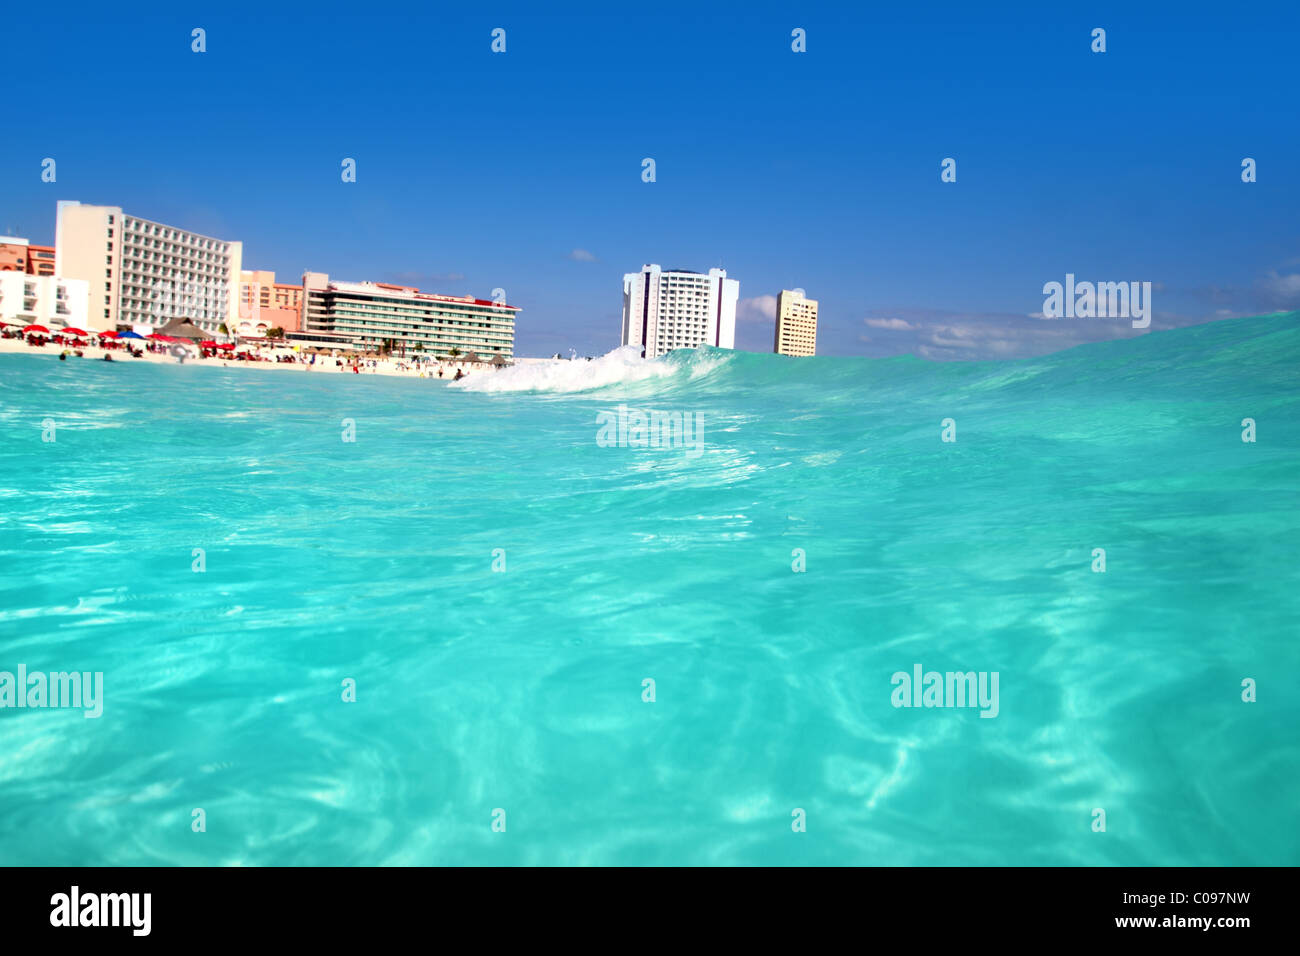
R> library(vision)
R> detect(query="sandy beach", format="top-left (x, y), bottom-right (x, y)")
top-left (0, 335), bottom-right (500, 381)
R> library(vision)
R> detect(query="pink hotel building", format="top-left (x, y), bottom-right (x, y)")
top-left (238, 270), bottom-right (304, 337)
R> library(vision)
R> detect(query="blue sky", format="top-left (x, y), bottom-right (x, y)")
top-left (4, 0), bottom-right (1297, 358)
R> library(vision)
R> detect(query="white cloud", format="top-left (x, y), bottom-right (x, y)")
top-left (567, 249), bottom-right (598, 263)
top-left (925, 327), bottom-right (982, 349)
top-left (1260, 271), bottom-right (1300, 304)
top-left (852, 306), bottom-right (1161, 361)
top-left (736, 294), bottom-right (777, 322)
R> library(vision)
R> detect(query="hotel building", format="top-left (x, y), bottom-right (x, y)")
top-left (300, 272), bottom-right (519, 357)
top-left (773, 289), bottom-right (818, 356)
top-left (238, 270), bottom-right (304, 337)
top-left (28, 243), bottom-right (56, 276)
top-left (55, 201), bottom-right (242, 333)
top-left (0, 237), bottom-right (56, 276)
top-left (0, 272), bottom-right (88, 329)
top-left (621, 264), bottom-right (738, 359)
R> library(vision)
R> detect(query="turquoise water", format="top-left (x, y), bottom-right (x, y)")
top-left (1, 313), bottom-right (1297, 866)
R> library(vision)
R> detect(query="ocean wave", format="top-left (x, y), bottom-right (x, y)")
top-left (454, 311), bottom-right (1300, 401)
top-left (449, 345), bottom-right (730, 394)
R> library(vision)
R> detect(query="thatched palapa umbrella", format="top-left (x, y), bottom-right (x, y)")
top-left (155, 317), bottom-right (211, 342)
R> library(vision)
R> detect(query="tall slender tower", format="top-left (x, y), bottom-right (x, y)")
top-left (774, 289), bottom-right (818, 356)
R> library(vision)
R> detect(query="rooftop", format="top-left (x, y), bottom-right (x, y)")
top-left (324, 279), bottom-right (520, 310)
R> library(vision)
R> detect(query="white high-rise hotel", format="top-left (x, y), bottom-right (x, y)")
top-left (621, 264), bottom-right (738, 359)
top-left (55, 201), bottom-right (242, 332)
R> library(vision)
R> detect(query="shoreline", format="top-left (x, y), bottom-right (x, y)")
top-left (0, 336), bottom-right (498, 381)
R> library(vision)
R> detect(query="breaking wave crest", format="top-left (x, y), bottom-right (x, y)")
top-left (449, 345), bottom-right (732, 394)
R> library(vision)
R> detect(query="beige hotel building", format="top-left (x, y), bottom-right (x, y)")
top-left (55, 201), bottom-right (242, 333)
top-left (773, 289), bottom-right (818, 356)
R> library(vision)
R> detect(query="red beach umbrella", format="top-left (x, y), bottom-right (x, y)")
top-left (216, 342), bottom-right (235, 350)
top-left (61, 327), bottom-right (90, 337)
top-left (22, 324), bottom-right (50, 334)
top-left (98, 330), bottom-right (118, 338)
top-left (199, 340), bottom-right (217, 348)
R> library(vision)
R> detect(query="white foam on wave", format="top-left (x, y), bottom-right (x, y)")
top-left (450, 345), bottom-right (725, 394)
